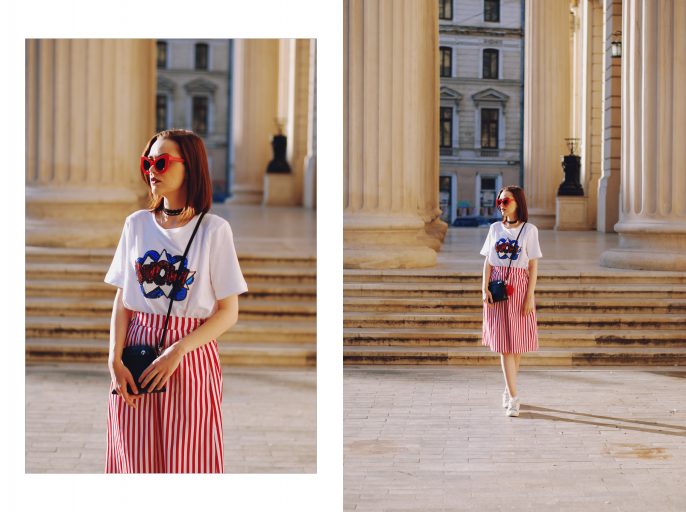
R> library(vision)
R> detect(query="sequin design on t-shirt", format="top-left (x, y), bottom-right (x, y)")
top-left (495, 238), bottom-right (522, 261)
top-left (135, 249), bottom-right (196, 301)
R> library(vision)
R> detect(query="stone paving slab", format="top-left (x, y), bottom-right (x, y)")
top-left (26, 363), bottom-right (316, 473)
top-left (344, 366), bottom-right (686, 511)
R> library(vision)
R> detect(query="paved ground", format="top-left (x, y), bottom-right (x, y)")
top-left (26, 363), bottom-right (316, 473)
top-left (344, 366), bottom-right (686, 511)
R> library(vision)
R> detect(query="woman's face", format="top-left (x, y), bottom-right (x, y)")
top-left (147, 138), bottom-right (186, 197)
top-left (498, 190), bottom-right (518, 220)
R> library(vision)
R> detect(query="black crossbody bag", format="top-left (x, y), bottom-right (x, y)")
top-left (487, 221), bottom-right (526, 302)
top-left (112, 211), bottom-right (206, 396)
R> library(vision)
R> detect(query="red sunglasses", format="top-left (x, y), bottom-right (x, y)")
top-left (496, 197), bottom-right (514, 207)
top-left (140, 153), bottom-right (185, 175)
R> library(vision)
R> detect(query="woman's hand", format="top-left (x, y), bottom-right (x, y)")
top-left (109, 359), bottom-right (141, 408)
top-left (482, 289), bottom-right (494, 307)
top-left (139, 342), bottom-right (186, 392)
top-left (522, 293), bottom-right (535, 315)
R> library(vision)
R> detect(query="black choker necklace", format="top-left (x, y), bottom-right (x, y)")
top-left (162, 207), bottom-right (183, 216)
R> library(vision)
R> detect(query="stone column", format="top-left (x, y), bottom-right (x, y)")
top-left (523, 0), bottom-right (572, 229)
top-left (601, 0), bottom-right (686, 270)
top-left (26, 39), bottom-right (155, 248)
top-left (303, 41), bottom-right (317, 209)
top-left (344, 0), bottom-right (446, 269)
top-left (230, 39), bottom-right (279, 204)
top-left (597, 0), bottom-right (622, 232)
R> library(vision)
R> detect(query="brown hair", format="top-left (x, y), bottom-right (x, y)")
top-left (497, 185), bottom-right (528, 222)
top-left (140, 129), bottom-right (212, 222)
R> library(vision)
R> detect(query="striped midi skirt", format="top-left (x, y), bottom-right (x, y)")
top-left (106, 311), bottom-right (223, 473)
top-left (482, 266), bottom-right (539, 354)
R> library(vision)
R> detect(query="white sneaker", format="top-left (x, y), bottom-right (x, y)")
top-left (502, 389), bottom-right (509, 408)
top-left (506, 396), bottom-right (520, 417)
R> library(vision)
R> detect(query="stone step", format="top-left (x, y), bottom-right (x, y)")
top-left (26, 279), bottom-right (316, 301)
top-left (26, 245), bottom-right (316, 268)
top-left (25, 261), bottom-right (316, 283)
top-left (26, 338), bottom-right (316, 367)
top-left (344, 269), bottom-right (686, 284)
top-left (343, 282), bottom-right (686, 298)
top-left (344, 312), bottom-right (686, 330)
top-left (343, 296), bottom-right (686, 314)
top-left (25, 316), bottom-right (316, 344)
top-left (343, 328), bottom-right (686, 347)
top-left (25, 296), bottom-right (316, 320)
top-left (343, 345), bottom-right (686, 366)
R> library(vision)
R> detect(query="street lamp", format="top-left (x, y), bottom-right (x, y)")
top-left (611, 31), bottom-right (622, 58)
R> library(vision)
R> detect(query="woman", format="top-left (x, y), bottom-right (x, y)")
top-left (480, 186), bottom-right (542, 417)
top-left (104, 129), bottom-right (248, 472)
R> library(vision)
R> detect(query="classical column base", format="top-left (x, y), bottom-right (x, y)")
top-left (420, 217), bottom-right (449, 251)
top-left (344, 213), bottom-right (437, 269)
top-left (227, 184), bottom-right (264, 204)
top-left (263, 173), bottom-right (297, 206)
top-left (527, 208), bottom-right (556, 229)
top-left (26, 186), bottom-right (145, 248)
top-left (555, 196), bottom-right (590, 230)
top-left (600, 221), bottom-right (686, 271)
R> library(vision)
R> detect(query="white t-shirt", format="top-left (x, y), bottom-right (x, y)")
top-left (104, 210), bottom-right (248, 319)
top-left (480, 221), bottom-right (542, 268)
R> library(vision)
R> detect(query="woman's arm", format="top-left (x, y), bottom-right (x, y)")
top-left (140, 295), bottom-right (240, 392)
top-left (482, 258), bottom-right (494, 306)
top-left (523, 258), bottom-right (538, 315)
top-left (107, 289), bottom-right (139, 407)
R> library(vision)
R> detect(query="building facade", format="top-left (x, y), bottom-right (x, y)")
top-left (438, 0), bottom-right (523, 224)
top-left (344, 0), bottom-right (686, 270)
top-left (155, 39), bottom-right (232, 199)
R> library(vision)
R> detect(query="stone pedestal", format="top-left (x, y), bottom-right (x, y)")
top-left (263, 173), bottom-right (296, 206)
top-left (523, 0), bottom-right (571, 229)
top-left (344, 0), bottom-right (443, 268)
top-left (25, 39), bottom-right (154, 248)
top-left (600, 0), bottom-right (686, 270)
top-left (555, 196), bottom-right (590, 231)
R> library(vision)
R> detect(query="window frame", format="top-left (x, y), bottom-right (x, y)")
top-left (194, 42), bottom-right (209, 71)
top-left (484, 0), bottom-right (500, 23)
top-left (440, 106), bottom-right (453, 149)
top-left (156, 41), bottom-right (168, 69)
top-left (439, 0), bottom-right (453, 21)
top-left (439, 46), bottom-right (453, 78)
top-left (480, 107), bottom-right (500, 149)
top-left (191, 95), bottom-right (210, 135)
top-left (482, 48), bottom-right (500, 80)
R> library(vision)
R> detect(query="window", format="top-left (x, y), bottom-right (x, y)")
top-left (439, 0), bottom-right (452, 20)
top-left (483, 49), bottom-right (499, 79)
top-left (480, 108), bottom-right (499, 149)
top-left (156, 41), bottom-right (167, 69)
top-left (156, 94), bottom-right (168, 132)
top-left (440, 47), bottom-right (452, 78)
top-left (192, 96), bottom-right (208, 134)
top-left (480, 176), bottom-right (497, 212)
top-left (484, 0), bottom-right (500, 22)
top-left (195, 43), bottom-right (209, 70)
top-left (440, 107), bottom-right (453, 149)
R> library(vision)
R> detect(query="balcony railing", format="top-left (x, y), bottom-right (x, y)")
top-left (439, 146), bottom-right (520, 160)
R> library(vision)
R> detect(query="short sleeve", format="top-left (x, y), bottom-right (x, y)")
top-left (480, 224), bottom-right (493, 257)
top-left (104, 218), bottom-right (129, 288)
top-left (526, 225), bottom-right (543, 260)
top-left (210, 220), bottom-right (248, 300)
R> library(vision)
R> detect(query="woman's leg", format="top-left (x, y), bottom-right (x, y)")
top-left (500, 352), bottom-right (517, 398)
top-left (514, 353), bottom-right (522, 374)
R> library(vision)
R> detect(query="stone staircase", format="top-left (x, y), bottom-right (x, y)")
top-left (26, 246), bottom-right (316, 366)
top-left (343, 268), bottom-right (686, 365)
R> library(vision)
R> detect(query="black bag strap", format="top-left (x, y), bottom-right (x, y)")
top-left (156, 210), bottom-right (206, 353)
top-left (504, 221), bottom-right (527, 282)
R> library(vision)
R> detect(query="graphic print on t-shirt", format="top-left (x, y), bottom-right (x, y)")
top-left (495, 238), bottom-right (522, 261)
top-left (135, 249), bottom-right (196, 301)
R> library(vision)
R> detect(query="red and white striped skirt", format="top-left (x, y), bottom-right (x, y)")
top-left (482, 266), bottom-right (539, 354)
top-left (106, 311), bottom-right (223, 473)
